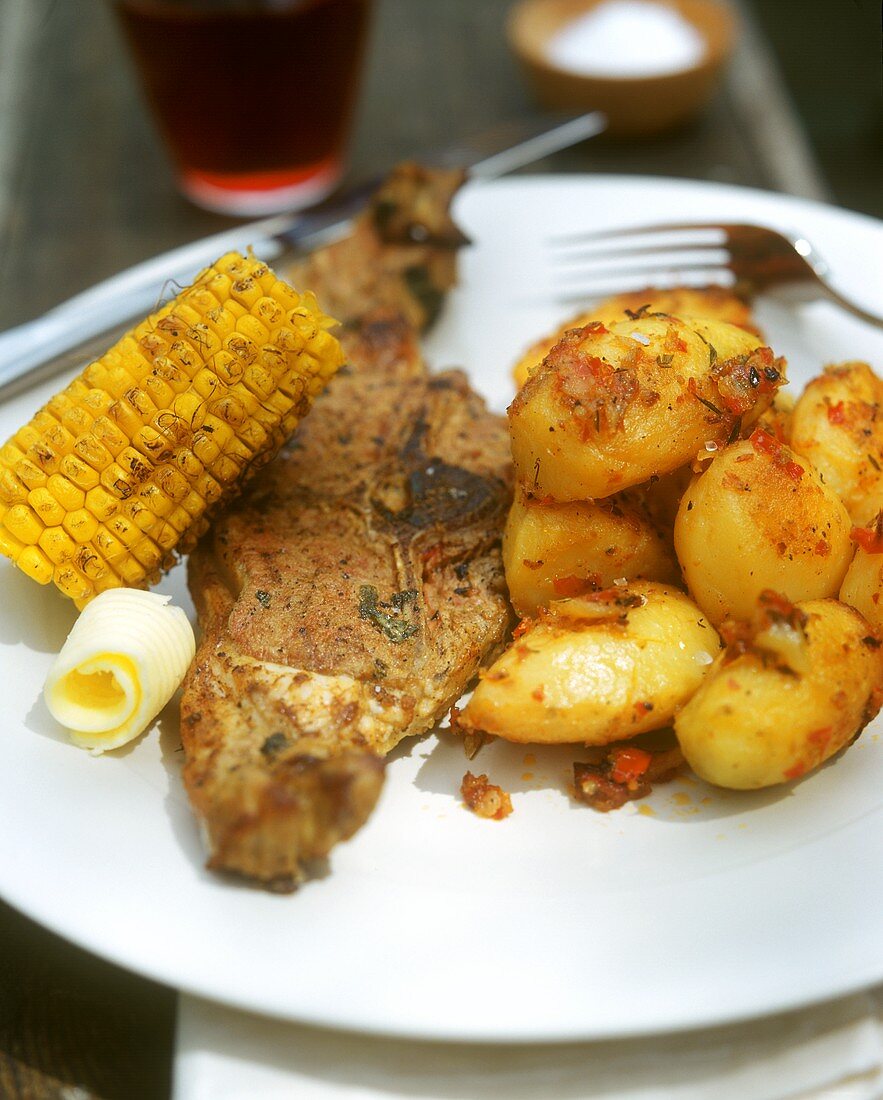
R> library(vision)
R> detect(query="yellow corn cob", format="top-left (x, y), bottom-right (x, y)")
top-left (0, 252), bottom-right (343, 608)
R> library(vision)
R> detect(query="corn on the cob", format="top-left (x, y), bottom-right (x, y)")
top-left (0, 252), bottom-right (344, 607)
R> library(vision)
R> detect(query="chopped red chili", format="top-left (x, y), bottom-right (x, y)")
top-left (850, 520), bottom-right (883, 554)
top-left (750, 427), bottom-right (777, 455)
top-left (827, 400), bottom-right (847, 425)
top-left (749, 428), bottom-right (804, 480)
top-left (609, 746), bottom-right (653, 785)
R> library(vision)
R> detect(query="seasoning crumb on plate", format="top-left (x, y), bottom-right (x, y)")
top-left (461, 771), bottom-right (513, 820)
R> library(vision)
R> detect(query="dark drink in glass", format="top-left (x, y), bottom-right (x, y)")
top-left (113, 0), bottom-right (373, 215)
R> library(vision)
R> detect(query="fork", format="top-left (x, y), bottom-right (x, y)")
top-left (549, 222), bottom-right (883, 329)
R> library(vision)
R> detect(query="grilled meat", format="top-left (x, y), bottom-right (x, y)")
top-left (286, 162), bottom-right (467, 332)
top-left (182, 314), bottom-right (512, 889)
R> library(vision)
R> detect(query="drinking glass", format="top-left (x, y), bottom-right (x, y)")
top-left (113, 0), bottom-right (373, 215)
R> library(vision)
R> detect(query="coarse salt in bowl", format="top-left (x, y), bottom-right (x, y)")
top-left (507, 0), bottom-right (738, 135)
top-left (546, 0), bottom-right (706, 78)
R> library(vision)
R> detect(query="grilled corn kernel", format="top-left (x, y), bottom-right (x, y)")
top-left (39, 527), bottom-right (78, 565)
top-left (0, 469), bottom-right (28, 506)
top-left (17, 458), bottom-right (48, 489)
top-left (4, 504), bottom-right (44, 545)
top-left (47, 474), bottom-right (86, 512)
top-left (0, 252), bottom-right (343, 605)
top-left (60, 454), bottom-right (100, 491)
top-left (0, 527), bottom-right (25, 561)
top-left (62, 509), bottom-right (100, 544)
top-left (19, 546), bottom-right (53, 584)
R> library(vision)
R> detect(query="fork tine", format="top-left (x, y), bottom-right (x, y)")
top-left (545, 220), bottom-right (883, 330)
top-left (554, 241), bottom-right (730, 265)
top-left (548, 222), bottom-right (734, 247)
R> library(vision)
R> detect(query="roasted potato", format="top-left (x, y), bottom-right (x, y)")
top-left (503, 488), bottom-right (679, 617)
top-left (790, 361), bottom-right (883, 524)
top-left (509, 315), bottom-right (781, 501)
top-left (674, 432), bottom-right (853, 625)
top-left (512, 287), bottom-right (760, 389)
top-left (675, 596), bottom-right (883, 789)
top-left (839, 517), bottom-right (883, 632)
top-left (459, 581), bottom-right (720, 745)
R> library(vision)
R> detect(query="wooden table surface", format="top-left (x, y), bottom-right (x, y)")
top-left (0, 1), bottom-right (842, 1096)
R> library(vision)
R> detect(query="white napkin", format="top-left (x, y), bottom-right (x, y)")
top-left (173, 986), bottom-right (883, 1100)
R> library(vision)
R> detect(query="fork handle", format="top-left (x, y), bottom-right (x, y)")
top-left (816, 282), bottom-right (883, 330)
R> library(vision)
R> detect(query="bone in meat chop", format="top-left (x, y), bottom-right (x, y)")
top-left (182, 313), bottom-right (512, 889)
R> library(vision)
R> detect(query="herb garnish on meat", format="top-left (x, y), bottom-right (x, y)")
top-left (358, 584), bottom-right (419, 643)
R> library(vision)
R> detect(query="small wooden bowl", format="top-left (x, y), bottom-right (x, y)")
top-left (507, 0), bottom-right (737, 136)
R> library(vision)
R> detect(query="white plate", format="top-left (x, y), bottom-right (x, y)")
top-left (2, 176), bottom-right (883, 1044)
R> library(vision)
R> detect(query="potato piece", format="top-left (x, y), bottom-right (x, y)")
top-left (509, 315), bottom-right (781, 501)
top-left (503, 488), bottom-right (680, 616)
top-left (674, 432), bottom-right (853, 625)
top-left (459, 581), bottom-right (720, 745)
top-left (512, 287), bottom-right (760, 389)
top-left (840, 517), bottom-right (883, 631)
top-left (790, 361), bottom-right (883, 524)
top-left (682, 314), bottom-right (766, 361)
top-left (675, 597), bottom-right (883, 789)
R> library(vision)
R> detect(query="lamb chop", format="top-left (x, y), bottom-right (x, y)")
top-left (181, 169), bottom-right (512, 890)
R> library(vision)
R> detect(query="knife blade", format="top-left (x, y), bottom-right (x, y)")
top-left (0, 111), bottom-right (605, 398)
